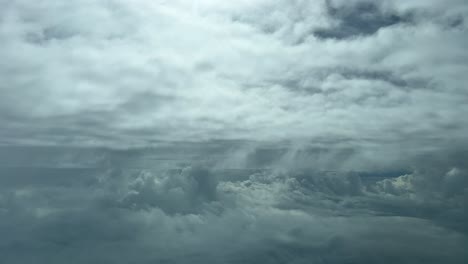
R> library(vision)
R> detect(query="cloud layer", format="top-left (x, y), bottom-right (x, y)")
top-left (1, 0), bottom-right (468, 263)
top-left (0, 146), bottom-right (467, 263)
top-left (1, 0), bottom-right (467, 147)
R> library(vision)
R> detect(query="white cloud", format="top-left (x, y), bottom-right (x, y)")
top-left (0, 0), bottom-right (467, 148)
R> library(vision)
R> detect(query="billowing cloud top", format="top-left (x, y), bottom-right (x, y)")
top-left (1, 1), bottom-right (468, 263)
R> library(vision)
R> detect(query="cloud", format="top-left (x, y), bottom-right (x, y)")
top-left (119, 166), bottom-right (219, 214)
top-left (0, 0), bottom-right (467, 148)
top-left (1, 1), bottom-right (467, 263)
top-left (0, 146), bottom-right (467, 263)
top-left (313, 0), bottom-right (414, 40)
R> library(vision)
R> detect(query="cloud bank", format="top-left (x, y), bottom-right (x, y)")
top-left (0, 146), bottom-right (467, 263)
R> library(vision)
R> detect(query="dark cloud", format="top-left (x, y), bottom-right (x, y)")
top-left (0, 146), bottom-right (467, 263)
top-left (314, 0), bottom-right (414, 39)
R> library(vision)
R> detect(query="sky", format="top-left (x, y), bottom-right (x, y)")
top-left (0, 0), bottom-right (467, 263)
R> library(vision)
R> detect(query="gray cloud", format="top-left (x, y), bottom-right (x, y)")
top-left (1, 146), bottom-right (467, 263)
top-left (313, 0), bottom-right (414, 40)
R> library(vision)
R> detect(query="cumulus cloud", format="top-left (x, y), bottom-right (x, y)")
top-left (119, 166), bottom-right (219, 214)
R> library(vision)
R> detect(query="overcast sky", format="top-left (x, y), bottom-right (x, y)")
top-left (1, 0), bottom-right (467, 147)
top-left (1, 0), bottom-right (467, 263)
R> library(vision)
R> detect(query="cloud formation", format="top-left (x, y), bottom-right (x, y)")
top-left (0, 146), bottom-right (467, 263)
top-left (0, 0), bottom-right (467, 148)
top-left (1, 0), bottom-right (468, 263)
